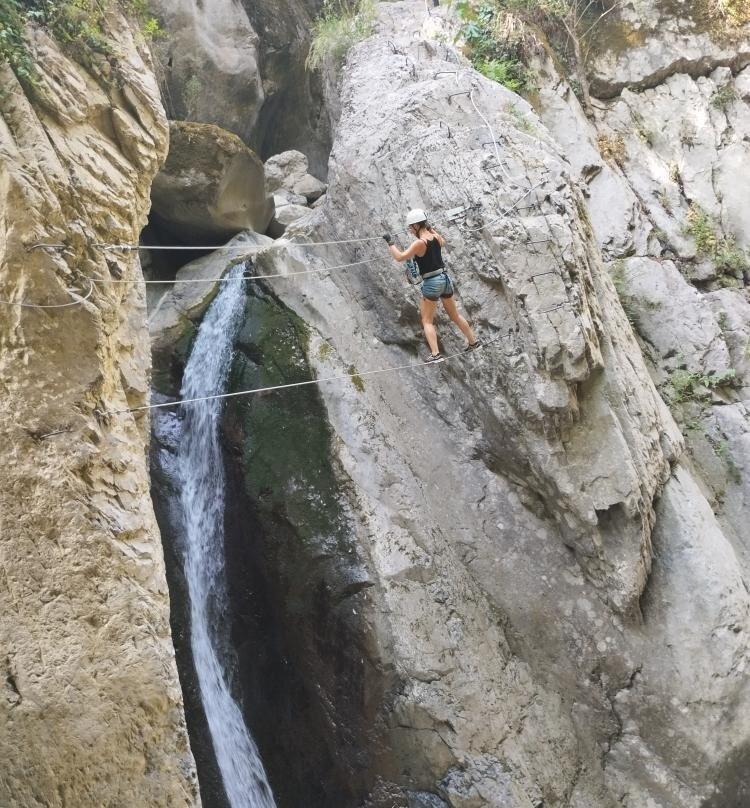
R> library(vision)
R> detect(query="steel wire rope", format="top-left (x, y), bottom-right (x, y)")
top-left (0, 281), bottom-right (95, 309)
top-left (88, 256), bottom-right (383, 286)
top-left (104, 333), bottom-right (505, 416)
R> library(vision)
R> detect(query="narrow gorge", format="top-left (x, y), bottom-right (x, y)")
top-left (1, 1), bottom-right (749, 807)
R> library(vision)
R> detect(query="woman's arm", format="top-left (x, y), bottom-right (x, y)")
top-left (388, 239), bottom-right (426, 263)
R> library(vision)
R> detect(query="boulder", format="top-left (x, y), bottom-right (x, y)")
top-left (151, 120), bottom-right (274, 242)
top-left (267, 203), bottom-right (313, 238)
top-left (265, 149), bottom-right (328, 202)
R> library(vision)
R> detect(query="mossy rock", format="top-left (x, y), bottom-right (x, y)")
top-left (227, 288), bottom-right (353, 560)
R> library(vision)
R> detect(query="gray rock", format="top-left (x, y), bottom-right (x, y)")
top-left (293, 172), bottom-right (328, 203)
top-left (585, 1), bottom-right (750, 98)
top-left (267, 203), bottom-right (312, 237)
top-left (706, 288), bottom-right (750, 389)
top-left (149, 0), bottom-right (264, 140)
top-left (265, 149), bottom-right (327, 202)
top-left (265, 149), bottom-right (310, 193)
top-left (151, 120), bottom-right (274, 241)
top-left (621, 257), bottom-right (732, 373)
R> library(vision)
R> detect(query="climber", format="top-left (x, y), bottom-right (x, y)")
top-left (384, 209), bottom-right (480, 363)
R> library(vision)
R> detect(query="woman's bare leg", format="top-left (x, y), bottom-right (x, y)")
top-left (420, 298), bottom-right (440, 354)
top-left (442, 297), bottom-right (476, 344)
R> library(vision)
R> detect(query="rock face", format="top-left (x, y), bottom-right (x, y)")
top-left (150, 0), bottom-right (332, 174)
top-left (205, 2), bottom-right (750, 806)
top-left (151, 121), bottom-right (274, 243)
top-left (150, 0), bottom-right (265, 141)
top-left (534, 0), bottom-right (750, 603)
top-left (0, 17), bottom-right (199, 808)
top-left (265, 150), bottom-right (327, 202)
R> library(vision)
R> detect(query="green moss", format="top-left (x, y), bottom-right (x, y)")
top-left (228, 291), bottom-right (350, 549)
top-left (347, 365), bottom-right (365, 393)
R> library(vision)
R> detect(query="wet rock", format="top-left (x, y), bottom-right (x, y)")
top-left (151, 120), bottom-right (274, 242)
top-left (148, 231), bottom-right (273, 393)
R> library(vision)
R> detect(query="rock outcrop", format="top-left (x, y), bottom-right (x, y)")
top-left (151, 121), bottom-right (274, 243)
top-left (534, 0), bottom-right (750, 593)
top-left (150, 0), bottom-right (332, 174)
top-left (150, 0), bottom-right (265, 141)
top-left (204, 2), bottom-right (750, 805)
top-left (0, 16), bottom-right (199, 808)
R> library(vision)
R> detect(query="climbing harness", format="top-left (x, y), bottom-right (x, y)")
top-left (105, 333), bottom-right (504, 417)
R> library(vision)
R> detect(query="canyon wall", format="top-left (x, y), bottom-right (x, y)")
top-left (0, 16), bottom-right (199, 808)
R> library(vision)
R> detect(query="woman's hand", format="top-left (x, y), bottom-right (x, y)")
top-left (383, 234), bottom-right (395, 245)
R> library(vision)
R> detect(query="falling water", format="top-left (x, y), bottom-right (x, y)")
top-left (177, 263), bottom-right (277, 808)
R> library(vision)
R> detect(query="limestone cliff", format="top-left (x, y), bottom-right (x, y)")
top-left (0, 15), bottom-right (199, 808)
top-left (201, 2), bottom-right (750, 806)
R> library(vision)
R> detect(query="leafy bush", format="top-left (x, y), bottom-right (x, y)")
top-left (477, 57), bottom-right (527, 92)
top-left (456, 0), bottom-right (619, 107)
top-left (686, 204), bottom-right (719, 254)
top-left (457, 1), bottom-right (531, 93)
top-left (306, 0), bottom-right (376, 70)
top-left (0, 0), bottom-right (35, 83)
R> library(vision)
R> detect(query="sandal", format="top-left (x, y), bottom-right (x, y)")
top-left (425, 353), bottom-right (445, 364)
top-left (464, 340), bottom-right (482, 352)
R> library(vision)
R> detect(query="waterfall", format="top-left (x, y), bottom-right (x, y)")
top-left (177, 263), bottom-right (277, 808)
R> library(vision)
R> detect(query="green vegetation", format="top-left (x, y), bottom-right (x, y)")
top-left (668, 367), bottom-right (738, 403)
top-left (597, 132), bottom-right (627, 166)
top-left (609, 259), bottom-right (637, 325)
top-left (306, 0), bottom-right (375, 70)
top-left (0, 0), bottom-right (162, 85)
top-left (456, 1), bottom-right (531, 92)
top-left (456, 0), bottom-right (619, 112)
top-left (318, 341), bottom-right (333, 360)
top-left (712, 84), bottom-right (739, 110)
top-left (347, 365), bottom-right (365, 392)
top-left (505, 101), bottom-right (535, 132)
top-left (685, 204), bottom-right (749, 278)
top-left (708, 0), bottom-right (750, 27)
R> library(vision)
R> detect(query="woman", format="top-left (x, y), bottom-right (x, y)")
top-left (385, 208), bottom-right (480, 363)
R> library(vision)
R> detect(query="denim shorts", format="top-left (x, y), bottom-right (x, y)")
top-left (421, 271), bottom-right (454, 301)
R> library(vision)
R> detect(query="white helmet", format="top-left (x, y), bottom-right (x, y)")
top-left (405, 208), bottom-right (428, 227)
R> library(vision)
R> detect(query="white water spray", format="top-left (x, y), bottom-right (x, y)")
top-left (177, 264), bottom-right (277, 808)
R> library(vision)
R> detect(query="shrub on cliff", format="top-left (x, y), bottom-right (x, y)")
top-left (0, 0), bottom-right (161, 85)
top-left (306, 0), bottom-right (376, 70)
